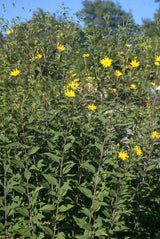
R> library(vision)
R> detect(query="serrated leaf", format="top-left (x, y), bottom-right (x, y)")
top-left (81, 162), bottom-right (95, 173)
top-left (40, 204), bottom-right (55, 211)
top-left (59, 204), bottom-right (74, 212)
top-left (14, 186), bottom-right (26, 195)
top-left (29, 146), bottom-right (40, 155)
top-left (146, 164), bottom-right (156, 172)
top-left (73, 216), bottom-right (92, 231)
top-left (15, 207), bottom-right (29, 217)
top-left (56, 232), bottom-right (66, 239)
top-left (95, 142), bottom-right (103, 152)
top-left (65, 143), bottom-right (73, 151)
top-left (42, 226), bottom-right (53, 236)
top-left (44, 153), bottom-right (60, 163)
top-left (43, 174), bottom-right (58, 186)
top-left (0, 134), bottom-right (9, 142)
top-left (81, 207), bottom-right (93, 218)
top-left (11, 159), bottom-right (25, 169)
top-left (63, 162), bottom-right (75, 174)
top-left (79, 186), bottom-right (92, 198)
top-left (95, 228), bottom-right (108, 236)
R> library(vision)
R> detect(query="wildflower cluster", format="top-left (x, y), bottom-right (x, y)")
top-left (151, 131), bottom-right (160, 139)
top-left (57, 42), bottom-right (65, 51)
top-left (154, 55), bottom-right (160, 66)
top-left (133, 146), bottom-right (142, 156)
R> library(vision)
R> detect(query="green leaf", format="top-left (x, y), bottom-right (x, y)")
top-left (15, 207), bottom-right (29, 217)
top-left (0, 134), bottom-right (9, 142)
top-left (56, 232), bottom-right (66, 239)
top-left (146, 164), bottom-right (156, 172)
top-left (14, 186), bottom-right (26, 195)
top-left (81, 207), bottom-right (93, 218)
top-left (43, 174), bottom-right (58, 186)
top-left (59, 204), bottom-right (74, 212)
top-left (95, 142), bottom-right (103, 152)
top-left (42, 226), bottom-right (53, 236)
top-left (11, 159), bottom-right (25, 169)
top-left (40, 204), bottom-right (55, 211)
top-left (95, 228), bottom-right (108, 236)
top-left (79, 186), bottom-right (92, 198)
top-left (81, 162), bottom-right (95, 173)
top-left (63, 162), bottom-right (75, 175)
top-left (65, 143), bottom-right (73, 151)
top-left (73, 216), bottom-right (92, 231)
top-left (29, 146), bottom-right (40, 155)
top-left (44, 153), bottom-right (60, 163)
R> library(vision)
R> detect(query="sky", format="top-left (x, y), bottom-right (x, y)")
top-left (0, 0), bottom-right (159, 28)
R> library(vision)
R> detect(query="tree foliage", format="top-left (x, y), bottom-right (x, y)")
top-left (80, 0), bottom-right (134, 29)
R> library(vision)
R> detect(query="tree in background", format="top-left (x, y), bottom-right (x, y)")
top-left (142, 0), bottom-right (160, 38)
top-left (80, 0), bottom-right (134, 29)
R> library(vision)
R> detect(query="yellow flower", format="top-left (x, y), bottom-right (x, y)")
top-left (125, 44), bottom-right (132, 48)
top-left (114, 70), bottom-right (122, 77)
top-left (130, 84), bottom-right (137, 90)
top-left (134, 146), bottom-right (142, 156)
top-left (151, 131), bottom-right (160, 139)
top-left (155, 55), bottom-right (160, 62)
top-left (100, 57), bottom-right (112, 67)
top-left (145, 45), bottom-right (152, 49)
top-left (150, 82), bottom-right (155, 86)
top-left (10, 68), bottom-right (20, 76)
top-left (88, 103), bottom-right (96, 111)
top-left (57, 42), bottom-right (65, 51)
top-left (83, 53), bottom-right (90, 58)
top-left (9, 42), bottom-right (13, 46)
top-left (72, 73), bottom-right (76, 77)
top-left (108, 87), bottom-right (116, 93)
top-left (68, 80), bottom-right (79, 90)
top-left (35, 54), bottom-right (42, 59)
top-left (154, 61), bottom-right (160, 66)
top-left (118, 152), bottom-right (129, 160)
top-left (42, 221), bottom-right (51, 226)
top-left (6, 29), bottom-right (14, 34)
top-left (76, 51), bottom-right (79, 54)
top-left (130, 60), bottom-right (140, 68)
top-left (65, 89), bottom-right (75, 98)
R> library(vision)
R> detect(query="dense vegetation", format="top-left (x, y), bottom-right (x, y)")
top-left (0, 1), bottom-right (160, 238)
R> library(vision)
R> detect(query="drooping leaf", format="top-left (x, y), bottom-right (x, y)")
top-left (43, 174), bottom-right (58, 186)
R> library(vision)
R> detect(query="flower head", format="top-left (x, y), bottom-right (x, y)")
top-left (68, 80), bottom-right (79, 90)
top-left (151, 131), bottom-right (160, 139)
top-left (88, 103), bottom-right (96, 111)
top-left (65, 89), bottom-right (75, 98)
top-left (6, 29), bottom-right (14, 34)
top-left (35, 54), bottom-right (42, 59)
top-left (114, 70), bottom-right (122, 77)
top-left (42, 221), bottom-right (51, 226)
top-left (130, 84), bottom-right (137, 90)
top-left (118, 151), bottom-right (129, 160)
top-left (130, 60), bottom-right (140, 68)
top-left (83, 53), bottom-right (90, 58)
top-left (57, 42), bottom-right (65, 51)
top-left (155, 61), bottom-right (160, 66)
top-left (155, 55), bottom-right (160, 62)
top-left (125, 44), bottom-right (132, 48)
top-left (10, 68), bottom-right (20, 76)
top-left (133, 146), bottom-right (142, 156)
top-left (150, 82), bottom-right (155, 86)
top-left (100, 57), bottom-right (112, 67)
